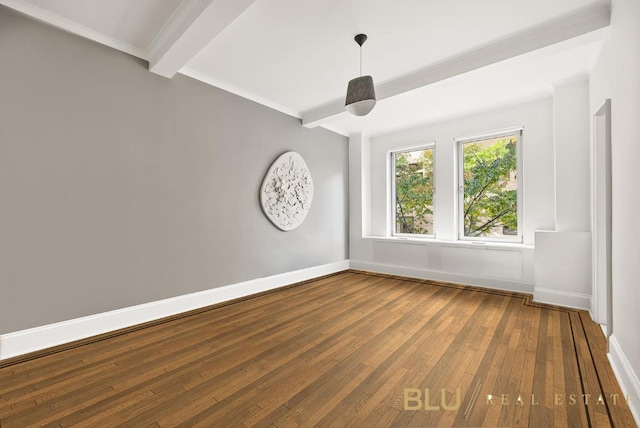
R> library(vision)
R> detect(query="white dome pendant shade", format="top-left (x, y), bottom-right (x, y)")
top-left (345, 34), bottom-right (376, 116)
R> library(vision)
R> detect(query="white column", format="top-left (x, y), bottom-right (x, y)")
top-left (349, 133), bottom-right (373, 261)
top-left (553, 78), bottom-right (591, 232)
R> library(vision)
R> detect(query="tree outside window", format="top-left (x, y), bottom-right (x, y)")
top-left (393, 147), bottom-right (434, 236)
top-left (460, 133), bottom-right (520, 240)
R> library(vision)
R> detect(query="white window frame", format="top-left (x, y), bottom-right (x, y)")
top-left (456, 127), bottom-right (523, 243)
top-left (390, 142), bottom-right (436, 239)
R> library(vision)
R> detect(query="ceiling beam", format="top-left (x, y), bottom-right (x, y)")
top-left (148, 0), bottom-right (257, 78)
top-left (302, 3), bottom-right (610, 129)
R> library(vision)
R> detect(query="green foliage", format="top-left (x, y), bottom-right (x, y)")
top-left (395, 149), bottom-right (434, 234)
top-left (462, 137), bottom-right (518, 237)
top-left (394, 138), bottom-right (518, 238)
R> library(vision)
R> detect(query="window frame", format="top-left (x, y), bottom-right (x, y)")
top-left (390, 142), bottom-right (436, 239)
top-left (456, 127), bottom-right (523, 243)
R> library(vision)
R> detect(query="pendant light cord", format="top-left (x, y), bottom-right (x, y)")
top-left (353, 33), bottom-right (368, 77)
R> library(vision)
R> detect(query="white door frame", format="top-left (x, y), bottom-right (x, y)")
top-left (591, 99), bottom-right (612, 341)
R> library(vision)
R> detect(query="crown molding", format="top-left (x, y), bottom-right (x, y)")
top-left (180, 67), bottom-right (302, 119)
top-left (0, 0), bottom-right (148, 59)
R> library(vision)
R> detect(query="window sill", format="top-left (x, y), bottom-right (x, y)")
top-left (363, 236), bottom-right (535, 250)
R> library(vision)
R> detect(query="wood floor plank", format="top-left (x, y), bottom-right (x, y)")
top-left (570, 310), bottom-right (611, 427)
top-left (0, 270), bottom-right (635, 427)
top-left (168, 280), bottom-right (423, 426)
top-left (66, 282), bottom-right (390, 422)
top-left (1, 275), bottom-right (351, 394)
top-left (317, 286), bottom-right (478, 425)
top-left (87, 277), bottom-right (405, 426)
top-left (579, 311), bottom-right (637, 428)
top-left (1, 275), bottom-right (382, 419)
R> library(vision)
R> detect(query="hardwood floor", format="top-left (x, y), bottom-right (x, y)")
top-left (0, 271), bottom-right (635, 427)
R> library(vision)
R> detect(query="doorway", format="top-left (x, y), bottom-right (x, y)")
top-left (592, 99), bottom-right (612, 342)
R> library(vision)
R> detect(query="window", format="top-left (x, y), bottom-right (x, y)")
top-left (457, 129), bottom-right (522, 242)
top-left (391, 145), bottom-right (435, 237)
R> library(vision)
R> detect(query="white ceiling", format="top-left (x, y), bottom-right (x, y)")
top-left (1, 0), bottom-right (611, 137)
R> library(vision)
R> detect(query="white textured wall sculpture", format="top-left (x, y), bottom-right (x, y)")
top-left (260, 151), bottom-right (314, 231)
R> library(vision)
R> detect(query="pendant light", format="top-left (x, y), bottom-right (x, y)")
top-left (345, 34), bottom-right (376, 116)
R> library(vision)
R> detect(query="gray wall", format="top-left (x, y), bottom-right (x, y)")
top-left (0, 6), bottom-right (349, 334)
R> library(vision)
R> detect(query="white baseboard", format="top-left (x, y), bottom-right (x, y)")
top-left (532, 287), bottom-right (592, 310)
top-left (608, 334), bottom-right (640, 426)
top-left (349, 260), bottom-right (534, 294)
top-left (0, 260), bottom-right (349, 361)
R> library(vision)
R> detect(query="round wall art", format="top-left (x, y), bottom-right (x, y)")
top-left (260, 151), bottom-right (314, 231)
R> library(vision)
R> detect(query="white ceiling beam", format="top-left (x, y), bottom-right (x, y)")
top-left (148, 0), bottom-right (257, 78)
top-left (302, 3), bottom-right (611, 129)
